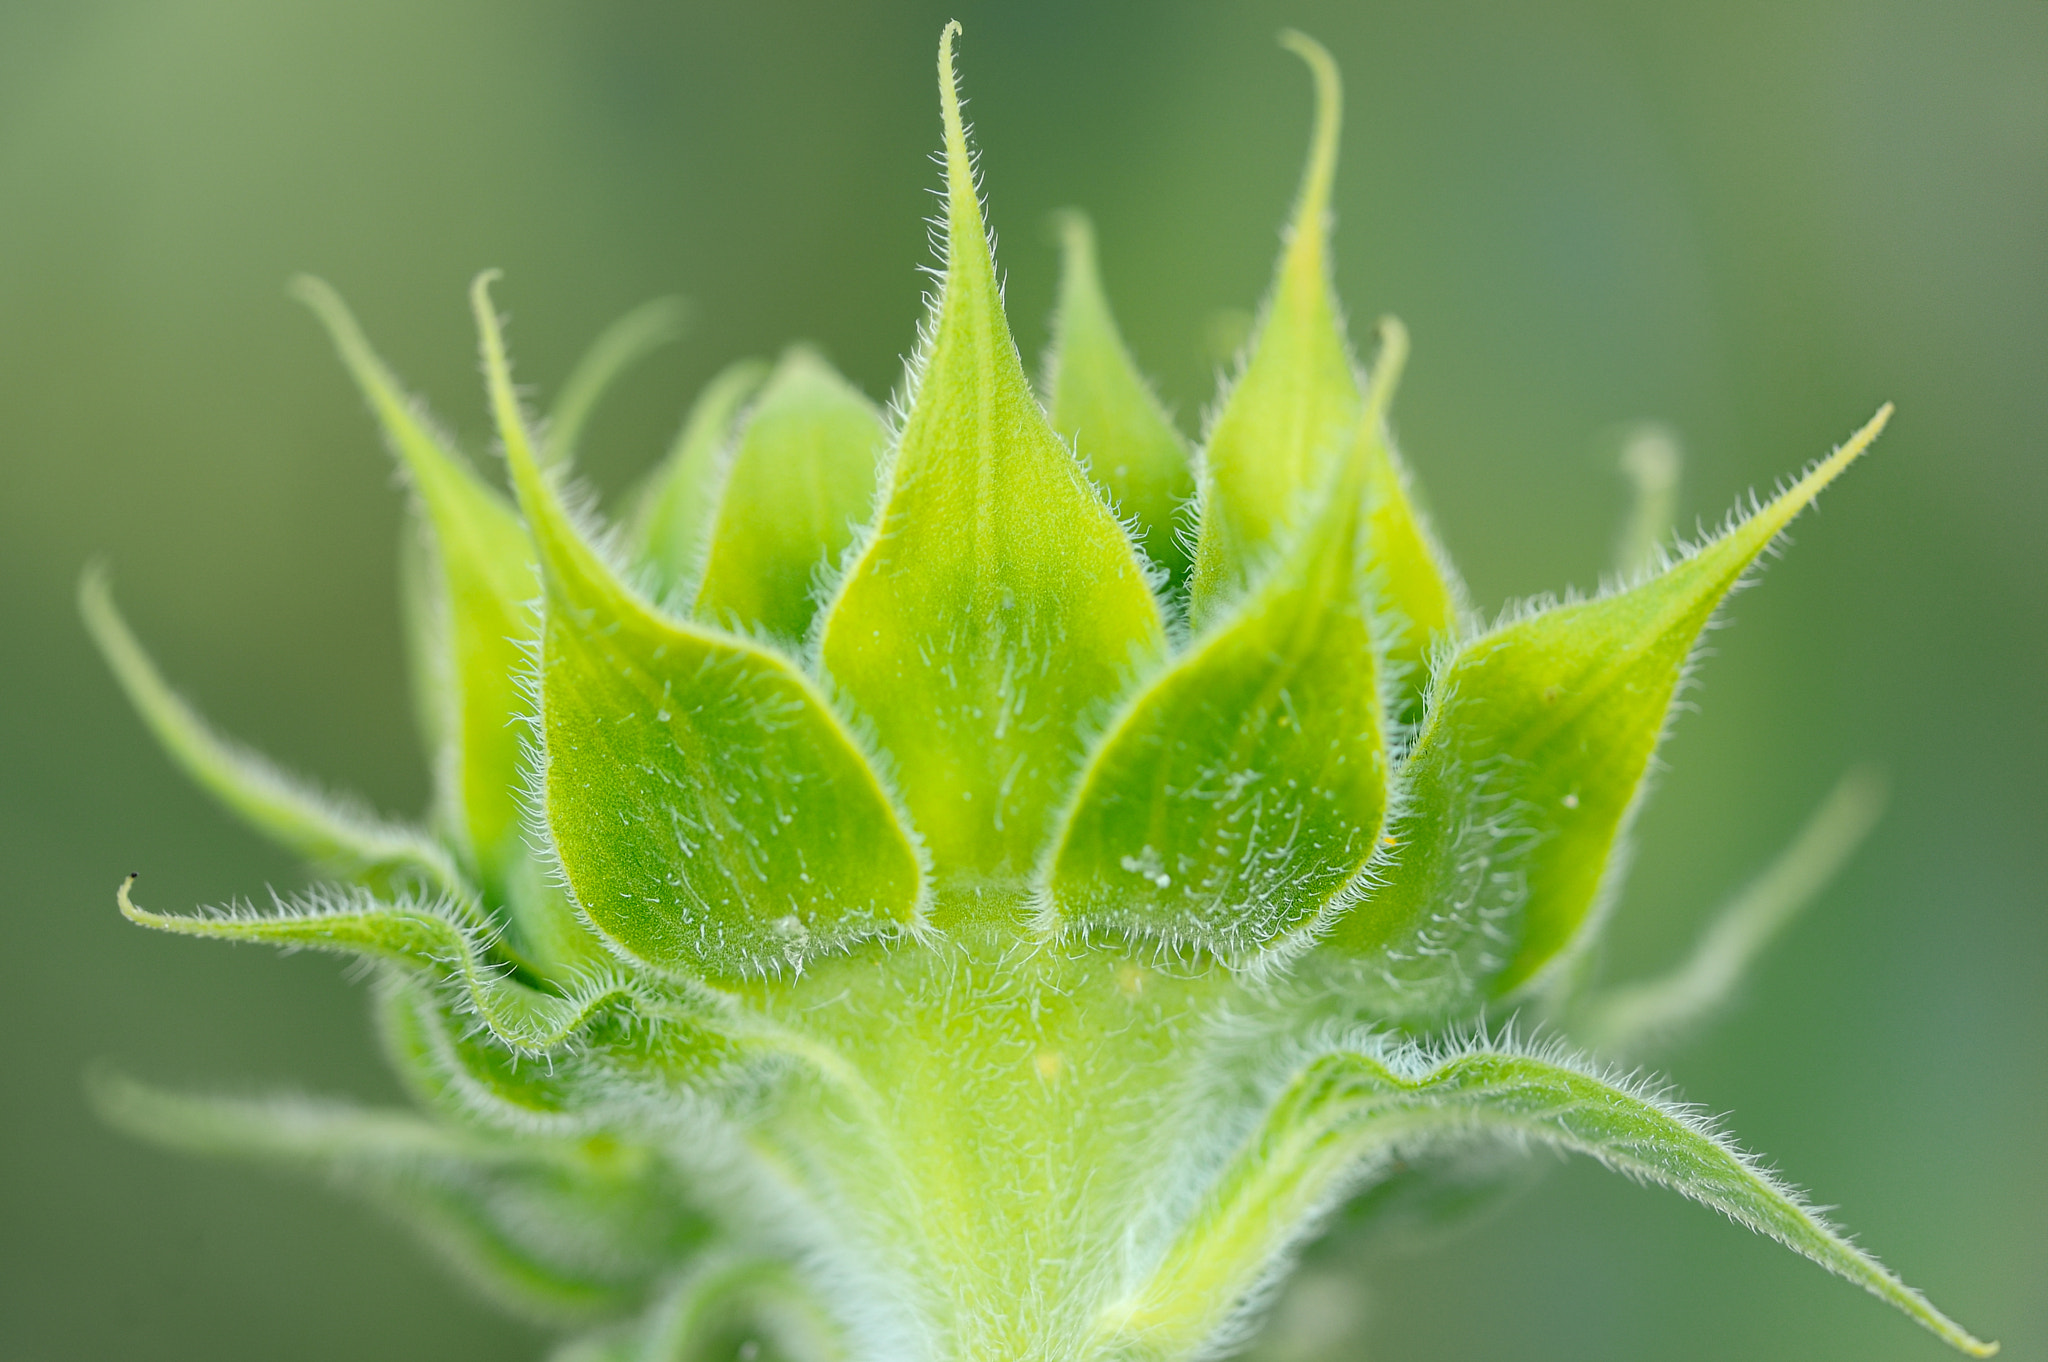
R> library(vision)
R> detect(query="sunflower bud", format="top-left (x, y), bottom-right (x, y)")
top-left (86, 23), bottom-right (1991, 1362)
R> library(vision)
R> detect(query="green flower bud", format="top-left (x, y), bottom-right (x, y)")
top-left (86, 23), bottom-right (1993, 1362)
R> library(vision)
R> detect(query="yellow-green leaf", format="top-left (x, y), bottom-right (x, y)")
top-left (82, 569), bottom-right (465, 903)
top-left (293, 278), bottom-right (593, 974)
top-left (115, 876), bottom-right (640, 1053)
top-left (376, 975), bottom-right (592, 1131)
top-left (544, 295), bottom-right (689, 469)
top-left (475, 277), bottom-right (925, 977)
top-left (1576, 765), bottom-right (1888, 1053)
top-left (1182, 36), bottom-right (1462, 696)
top-left (1185, 32), bottom-right (1358, 622)
top-left (375, 974), bottom-right (738, 1137)
top-left (1356, 324), bottom-right (1464, 712)
top-left (816, 25), bottom-right (1164, 897)
top-left (632, 357), bottom-right (771, 597)
top-left (90, 1075), bottom-right (712, 1324)
top-left (1042, 330), bottom-right (1405, 957)
top-left (1104, 1037), bottom-right (1996, 1360)
top-left (1046, 210), bottom-right (1194, 587)
top-left (1332, 408), bottom-right (1892, 1003)
top-left (694, 346), bottom-right (886, 642)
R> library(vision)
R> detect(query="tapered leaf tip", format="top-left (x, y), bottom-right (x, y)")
top-left (1276, 30), bottom-right (1341, 266)
top-left (1813, 401), bottom-right (1890, 490)
top-left (937, 22), bottom-right (994, 286)
top-left (1620, 424), bottom-right (1681, 494)
top-left (289, 275), bottom-right (363, 367)
top-left (116, 873), bottom-right (195, 937)
top-left (1053, 207), bottom-right (1094, 266)
top-left (545, 295), bottom-right (691, 467)
top-left (76, 556), bottom-right (113, 626)
top-left (470, 270), bottom-right (590, 586)
top-left (116, 872), bottom-right (146, 925)
top-left (469, 270), bottom-right (534, 477)
top-left (1730, 402), bottom-right (1890, 556)
top-left (287, 274), bottom-right (374, 362)
top-left (285, 271), bottom-right (335, 312)
top-left (1364, 315), bottom-right (1411, 425)
top-left (939, 22), bottom-right (965, 120)
top-left (470, 268), bottom-right (507, 343)
top-left (1050, 209), bottom-right (1113, 333)
top-left (78, 564), bottom-right (160, 703)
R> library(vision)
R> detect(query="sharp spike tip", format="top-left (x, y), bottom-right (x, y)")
top-left (1366, 316), bottom-right (1411, 423)
top-left (937, 22), bottom-right (975, 218)
top-left (1277, 29), bottom-right (1341, 236)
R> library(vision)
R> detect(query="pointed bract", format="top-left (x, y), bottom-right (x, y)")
top-left (293, 278), bottom-right (592, 973)
top-left (1043, 329), bottom-right (1402, 958)
top-left (631, 356), bottom-right (771, 595)
top-left (695, 347), bottom-right (887, 641)
top-left (115, 876), bottom-right (656, 1054)
top-left (1186, 33), bottom-right (1358, 622)
top-left (1046, 210), bottom-right (1195, 587)
top-left (82, 569), bottom-right (465, 902)
top-left (92, 1076), bottom-right (712, 1323)
top-left (1577, 765), bottom-right (1888, 1053)
top-left (818, 25), bottom-right (1165, 894)
top-left (1333, 408), bottom-right (1893, 1003)
top-left (398, 509), bottom-right (456, 764)
top-left (1183, 36), bottom-right (1461, 682)
top-left (477, 277), bottom-right (925, 977)
top-left (1355, 318), bottom-right (1464, 712)
top-left (376, 976), bottom-right (599, 1132)
top-left (545, 296), bottom-right (690, 469)
top-left (1100, 1039), bottom-right (1996, 1359)
top-left (92, 30), bottom-right (1991, 1362)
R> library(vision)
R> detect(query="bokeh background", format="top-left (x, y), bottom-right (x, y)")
top-left (2, 1), bottom-right (2042, 1358)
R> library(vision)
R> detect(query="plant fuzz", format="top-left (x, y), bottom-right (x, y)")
top-left (86, 25), bottom-right (1993, 1362)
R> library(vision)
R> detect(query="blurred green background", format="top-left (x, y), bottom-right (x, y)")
top-left (2, 1), bottom-right (2041, 1358)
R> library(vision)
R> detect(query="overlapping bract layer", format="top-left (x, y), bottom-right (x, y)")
top-left (100, 36), bottom-right (1869, 1005)
top-left (88, 22), bottom-right (1993, 1362)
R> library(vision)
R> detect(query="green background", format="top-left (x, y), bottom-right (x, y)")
top-left (2, 1), bottom-right (2040, 1358)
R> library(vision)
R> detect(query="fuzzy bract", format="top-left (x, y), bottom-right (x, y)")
top-left (86, 23), bottom-right (1992, 1362)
